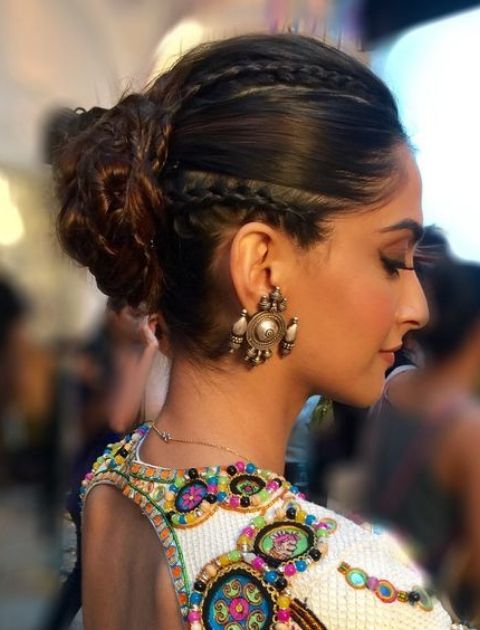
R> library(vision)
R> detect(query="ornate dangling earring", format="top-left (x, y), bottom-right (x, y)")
top-left (228, 287), bottom-right (299, 366)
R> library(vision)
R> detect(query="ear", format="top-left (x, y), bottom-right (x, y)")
top-left (229, 222), bottom-right (295, 312)
top-left (148, 312), bottom-right (172, 358)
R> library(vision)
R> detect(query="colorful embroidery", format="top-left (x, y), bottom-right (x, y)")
top-left (187, 501), bottom-right (336, 629)
top-left (337, 561), bottom-right (434, 611)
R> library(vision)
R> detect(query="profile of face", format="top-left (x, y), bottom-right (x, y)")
top-left (295, 149), bottom-right (428, 405)
top-left (231, 148), bottom-right (428, 408)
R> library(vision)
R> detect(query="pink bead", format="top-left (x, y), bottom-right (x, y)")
top-left (277, 609), bottom-right (290, 622)
top-left (298, 492), bottom-right (306, 499)
top-left (367, 577), bottom-right (379, 590)
top-left (242, 526), bottom-right (255, 537)
top-left (229, 495), bottom-right (240, 508)
top-left (284, 563), bottom-right (296, 577)
top-left (188, 611), bottom-right (201, 622)
top-left (267, 480), bottom-right (280, 491)
top-left (207, 485), bottom-right (217, 493)
top-left (252, 556), bottom-right (266, 571)
top-left (85, 472), bottom-right (94, 480)
top-left (236, 461), bottom-right (246, 472)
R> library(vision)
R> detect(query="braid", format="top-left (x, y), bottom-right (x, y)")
top-left (163, 60), bottom-right (389, 118)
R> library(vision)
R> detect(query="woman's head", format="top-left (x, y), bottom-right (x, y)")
top-left (50, 33), bottom-right (427, 405)
top-left (415, 260), bottom-right (480, 365)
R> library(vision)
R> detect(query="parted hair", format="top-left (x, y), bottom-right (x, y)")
top-left (49, 33), bottom-right (407, 359)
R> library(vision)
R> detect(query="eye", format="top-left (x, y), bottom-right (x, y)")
top-left (380, 254), bottom-right (415, 278)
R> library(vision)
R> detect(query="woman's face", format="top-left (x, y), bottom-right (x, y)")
top-left (291, 150), bottom-right (428, 406)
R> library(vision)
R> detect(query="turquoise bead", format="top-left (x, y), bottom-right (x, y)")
top-left (246, 463), bottom-right (257, 473)
top-left (295, 560), bottom-right (307, 572)
top-left (190, 591), bottom-right (202, 605)
top-left (217, 492), bottom-right (227, 501)
top-left (305, 514), bottom-right (316, 526)
top-left (265, 571), bottom-right (277, 583)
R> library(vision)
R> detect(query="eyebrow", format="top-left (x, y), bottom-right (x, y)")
top-left (379, 219), bottom-right (424, 244)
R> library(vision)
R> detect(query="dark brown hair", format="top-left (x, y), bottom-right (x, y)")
top-left (49, 33), bottom-right (408, 360)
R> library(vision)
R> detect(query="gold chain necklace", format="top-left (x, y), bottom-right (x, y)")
top-left (150, 422), bottom-right (252, 463)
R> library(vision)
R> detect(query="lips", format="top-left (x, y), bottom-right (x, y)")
top-left (380, 345), bottom-right (402, 353)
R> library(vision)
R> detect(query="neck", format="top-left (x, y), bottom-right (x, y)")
top-left (145, 355), bottom-right (309, 474)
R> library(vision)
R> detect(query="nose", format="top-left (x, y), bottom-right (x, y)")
top-left (397, 270), bottom-right (429, 332)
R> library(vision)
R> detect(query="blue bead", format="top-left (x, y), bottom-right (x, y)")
top-left (305, 514), bottom-right (316, 526)
top-left (246, 463), bottom-right (257, 474)
top-left (290, 485), bottom-right (299, 494)
top-left (217, 492), bottom-right (227, 501)
top-left (108, 460), bottom-right (116, 469)
top-left (178, 515), bottom-right (187, 525)
top-left (207, 476), bottom-right (218, 485)
top-left (265, 571), bottom-right (277, 584)
top-left (169, 484), bottom-right (177, 492)
top-left (190, 592), bottom-right (202, 605)
top-left (295, 560), bottom-right (307, 572)
top-left (125, 435), bottom-right (131, 443)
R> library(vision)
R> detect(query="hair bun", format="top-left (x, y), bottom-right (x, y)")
top-left (43, 106), bottom-right (107, 166)
top-left (52, 94), bottom-right (169, 309)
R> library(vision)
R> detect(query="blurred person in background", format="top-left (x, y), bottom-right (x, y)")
top-left (49, 32), bottom-right (463, 630)
top-left (363, 259), bottom-right (480, 624)
top-left (42, 299), bottom-right (166, 630)
top-left (0, 276), bottom-right (29, 483)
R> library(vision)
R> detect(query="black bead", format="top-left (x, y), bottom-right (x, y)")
top-left (116, 447), bottom-right (129, 458)
top-left (205, 493), bottom-right (217, 504)
top-left (274, 478), bottom-right (284, 487)
top-left (275, 576), bottom-right (288, 591)
top-left (408, 591), bottom-right (421, 604)
top-left (226, 465), bottom-right (237, 476)
top-left (194, 580), bottom-right (206, 592)
top-left (286, 507), bottom-right (297, 520)
top-left (240, 496), bottom-right (251, 507)
top-left (188, 468), bottom-right (199, 479)
top-left (309, 548), bottom-right (322, 561)
top-left (166, 511), bottom-right (175, 522)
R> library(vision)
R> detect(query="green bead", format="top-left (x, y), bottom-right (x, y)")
top-left (228, 550), bottom-right (242, 562)
top-left (258, 489), bottom-right (269, 502)
top-left (174, 477), bottom-right (184, 488)
top-left (253, 516), bottom-right (266, 529)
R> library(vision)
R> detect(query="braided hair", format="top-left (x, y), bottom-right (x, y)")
top-left (49, 33), bottom-right (408, 360)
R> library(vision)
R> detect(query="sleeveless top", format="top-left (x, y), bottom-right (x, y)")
top-left (81, 423), bottom-right (466, 630)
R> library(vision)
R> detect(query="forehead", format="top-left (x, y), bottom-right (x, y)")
top-left (330, 150), bottom-right (423, 240)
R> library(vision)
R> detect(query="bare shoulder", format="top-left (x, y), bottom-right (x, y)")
top-left (82, 484), bottom-right (166, 630)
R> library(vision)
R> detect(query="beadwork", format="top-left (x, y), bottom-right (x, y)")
top-left (187, 501), bottom-right (336, 629)
top-left (337, 561), bottom-right (434, 612)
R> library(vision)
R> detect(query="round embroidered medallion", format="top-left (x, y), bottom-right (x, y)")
top-left (201, 565), bottom-right (274, 630)
top-left (254, 521), bottom-right (315, 567)
top-left (230, 474), bottom-right (266, 497)
top-left (176, 480), bottom-right (208, 513)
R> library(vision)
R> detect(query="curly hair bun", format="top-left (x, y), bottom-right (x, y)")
top-left (51, 94), bottom-right (171, 309)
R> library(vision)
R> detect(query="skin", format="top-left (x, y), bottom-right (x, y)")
top-left (83, 148), bottom-right (429, 630)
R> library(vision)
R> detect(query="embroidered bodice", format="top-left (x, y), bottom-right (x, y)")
top-left (81, 424), bottom-right (467, 630)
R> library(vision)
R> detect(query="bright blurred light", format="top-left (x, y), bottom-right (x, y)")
top-left (0, 176), bottom-right (24, 246)
top-left (151, 19), bottom-right (205, 77)
top-left (373, 8), bottom-right (480, 262)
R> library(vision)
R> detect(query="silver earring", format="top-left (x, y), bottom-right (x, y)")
top-left (228, 287), bottom-right (299, 366)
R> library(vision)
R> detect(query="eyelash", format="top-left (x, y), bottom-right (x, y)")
top-left (380, 254), bottom-right (415, 278)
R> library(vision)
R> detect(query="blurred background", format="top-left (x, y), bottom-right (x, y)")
top-left (0, 1), bottom-right (479, 629)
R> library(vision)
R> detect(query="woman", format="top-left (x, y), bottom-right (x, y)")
top-left (50, 34), bottom-right (462, 630)
top-left (364, 259), bottom-right (480, 624)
